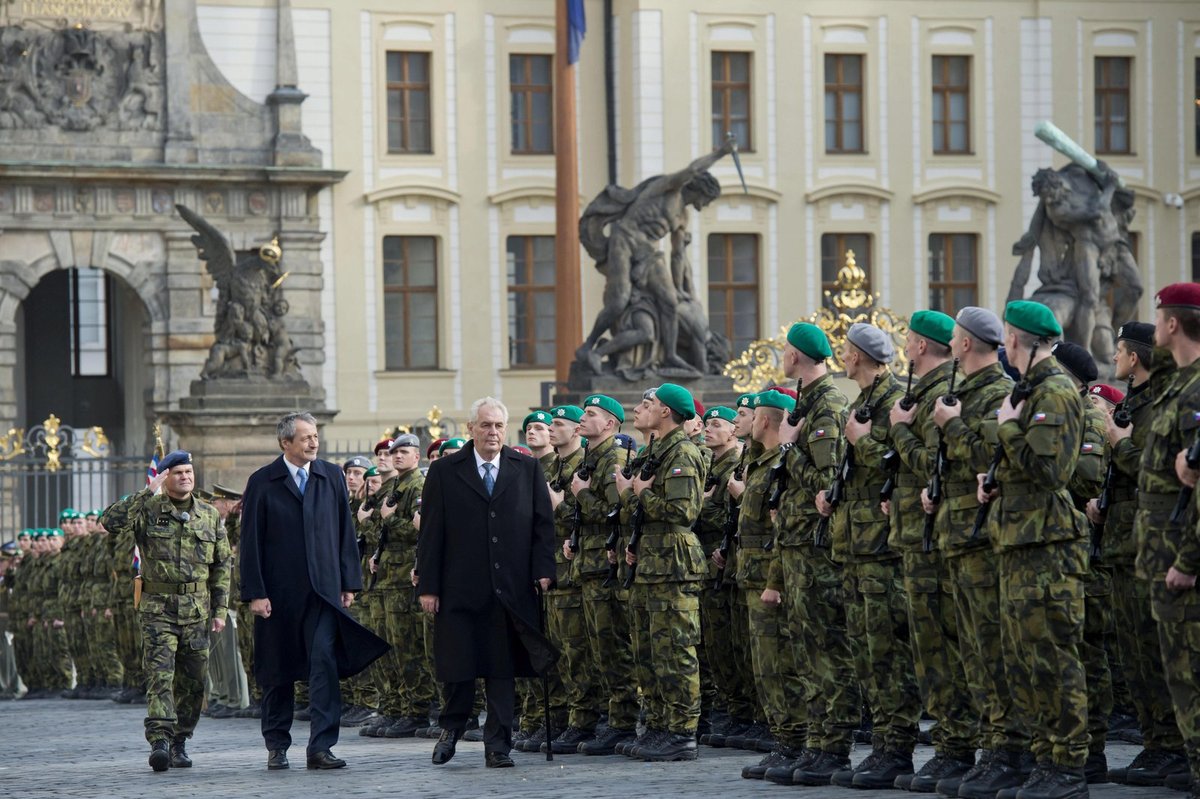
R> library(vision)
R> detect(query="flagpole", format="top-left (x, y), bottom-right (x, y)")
top-left (554, 0), bottom-right (582, 391)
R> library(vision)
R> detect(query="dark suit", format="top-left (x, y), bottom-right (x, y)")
top-left (240, 456), bottom-right (389, 754)
top-left (416, 443), bottom-right (557, 753)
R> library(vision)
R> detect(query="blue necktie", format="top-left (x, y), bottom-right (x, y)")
top-left (297, 467), bottom-right (308, 496)
top-left (482, 462), bottom-right (495, 496)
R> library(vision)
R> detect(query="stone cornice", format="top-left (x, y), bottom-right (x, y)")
top-left (0, 161), bottom-right (347, 187)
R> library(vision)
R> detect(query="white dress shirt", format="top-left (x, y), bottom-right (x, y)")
top-left (283, 457), bottom-right (310, 490)
top-left (473, 448), bottom-right (501, 481)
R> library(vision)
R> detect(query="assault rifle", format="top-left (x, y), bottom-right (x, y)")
top-left (713, 447), bottom-right (750, 589)
top-left (969, 342), bottom-right (1041, 541)
top-left (623, 435), bottom-right (660, 589)
top-left (603, 438), bottom-right (636, 587)
top-left (814, 373), bottom-right (884, 548)
top-left (567, 445), bottom-right (591, 555)
top-left (922, 360), bottom-right (959, 554)
top-left (1093, 373), bottom-right (1134, 554)
top-left (880, 363), bottom-right (917, 501)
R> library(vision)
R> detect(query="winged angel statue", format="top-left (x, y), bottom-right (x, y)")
top-left (177, 204), bottom-right (303, 381)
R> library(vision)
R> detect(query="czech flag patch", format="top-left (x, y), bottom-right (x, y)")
top-left (1032, 412), bottom-right (1047, 422)
top-left (671, 467), bottom-right (683, 476)
top-left (1081, 443), bottom-right (1094, 453)
top-left (814, 429), bottom-right (826, 438)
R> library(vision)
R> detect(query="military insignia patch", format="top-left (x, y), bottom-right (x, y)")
top-left (814, 429), bottom-right (826, 437)
top-left (1081, 443), bottom-right (1094, 453)
top-left (1032, 412), bottom-right (1047, 422)
top-left (671, 467), bottom-right (683, 476)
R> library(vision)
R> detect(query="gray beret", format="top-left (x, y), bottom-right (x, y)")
top-left (846, 323), bottom-right (895, 364)
top-left (389, 433), bottom-right (421, 450)
top-left (955, 306), bottom-right (1004, 346)
top-left (343, 455), bottom-right (372, 471)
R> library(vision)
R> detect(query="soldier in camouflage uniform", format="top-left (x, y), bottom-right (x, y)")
top-left (774, 323), bottom-right (858, 787)
top-left (567, 393), bottom-right (640, 756)
top-left (1054, 339), bottom-right (1116, 782)
top-left (337, 456), bottom-right (377, 726)
top-left (43, 530), bottom-right (73, 693)
top-left (826, 323), bottom-right (923, 789)
top-left (57, 509), bottom-right (89, 696)
top-left (616, 382), bottom-right (707, 761)
top-left (355, 440), bottom-right (399, 737)
top-left (887, 311), bottom-right (979, 790)
top-left (101, 450), bottom-right (231, 772)
top-left (1139, 284), bottom-right (1200, 797)
top-left (87, 510), bottom-right (124, 698)
top-left (108, 510), bottom-right (145, 704)
top-left (540, 405), bottom-right (593, 754)
top-left (696, 406), bottom-right (753, 743)
top-left (929, 307), bottom-right (1021, 797)
top-left (1086, 322), bottom-right (1187, 785)
top-left (975, 302), bottom-right (1089, 799)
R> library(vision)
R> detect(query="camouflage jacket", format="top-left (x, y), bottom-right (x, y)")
top-left (621, 425), bottom-right (707, 584)
top-left (1137, 354), bottom-right (1200, 578)
top-left (696, 445), bottom-right (742, 580)
top-left (835, 373), bottom-right (903, 563)
top-left (374, 467), bottom-right (424, 591)
top-left (939, 361), bottom-right (1012, 552)
top-left (1069, 400), bottom-right (1107, 510)
top-left (101, 488), bottom-right (231, 624)
top-left (1104, 379), bottom-right (1155, 564)
top-left (549, 445), bottom-right (586, 589)
top-left (56, 535), bottom-right (86, 611)
top-left (777, 373), bottom-right (848, 547)
top-left (888, 359), bottom-right (956, 552)
top-left (224, 514), bottom-right (241, 603)
top-left (985, 356), bottom-right (1085, 550)
top-left (574, 434), bottom-right (630, 578)
top-left (108, 525), bottom-right (138, 608)
top-left (735, 443), bottom-right (781, 590)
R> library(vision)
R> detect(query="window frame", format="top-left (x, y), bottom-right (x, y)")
top-left (706, 233), bottom-right (761, 354)
top-left (385, 51), bottom-right (433, 155)
top-left (931, 54), bottom-right (972, 155)
top-left (927, 233), bottom-right (979, 318)
top-left (711, 50), bottom-right (754, 152)
top-left (381, 235), bottom-right (439, 371)
top-left (1094, 55), bottom-right (1132, 155)
top-left (509, 53), bottom-right (554, 155)
top-left (824, 53), bottom-right (866, 154)
top-left (506, 234), bottom-right (557, 369)
top-left (68, 267), bottom-right (112, 379)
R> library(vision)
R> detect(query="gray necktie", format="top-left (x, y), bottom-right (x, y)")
top-left (482, 462), bottom-right (495, 496)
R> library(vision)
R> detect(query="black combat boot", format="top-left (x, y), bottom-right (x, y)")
top-left (852, 750), bottom-right (915, 789)
top-left (1083, 752), bottom-right (1107, 783)
top-left (764, 747), bottom-right (818, 785)
top-left (742, 745), bottom-right (797, 780)
top-left (955, 748), bottom-right (1024, 799)
top-left (579, 725), bottom-right (635, 755)
top-left (909, 754), bottom-right (974, 793)
top-left (1126, 749), bottom-right (1189, 786)
top-left (639, 731), bottom-right (698, 762)
top-left (544, 726), bottom-right (595, 754)
top-left (832, 747), bottom-right (881, 788)
top-left (1015, 764), bottom-right (1088, 799)
top-left (169, 738), bottom-right (192, 768)
top-left (792, 750), bottom-right (852, 786)
top-left (148, 740), bottom-right (169, 772)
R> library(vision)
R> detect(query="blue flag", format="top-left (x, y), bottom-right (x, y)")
top-left (567, 0), bottom-right (587, 65)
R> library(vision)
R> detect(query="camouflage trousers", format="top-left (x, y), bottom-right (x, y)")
top-left (744, 584), bottom-right (808, 746)
top-left (1083, 565), bottom-right (1114, 755)
top-left (548, 587), bottom-right (595, 730)
top-left (12, 622), bottom-right (32, 689)
top-left (113, 602), bottom-right (143, 689)
top-left (235, 601), bottom-right (259, 701)
top-left (1151, 579), bottom-right (1200, 782)
top-left (628, 581), bottom-right (701, 734)
top-left (702, 581), bottom-right (758, 722)
top-left (140, 612), bottom-right (210, 743)
top-left (783, 543), bottom-right (858, 755)
top-left (1110, 565), bottom-right (1182, 749)
top-left (45, 621), bottom-right (72, 689)
top-left (947, 546), bottom-right (1028, 753)
top-left (998, 540), bottom-right (1089, 768)
top-left (580, 577), bottom-right (639, 730)
top-left (89, 609), bottom-right (125, 687)
top-left (843, 558), bottom-right (921, 754)
top-left (903, 548), bottom-right (978, 760)
top-left (371, 588), bottom-right (434, 718)
top-left (65, 610), bottom-right (89, 686)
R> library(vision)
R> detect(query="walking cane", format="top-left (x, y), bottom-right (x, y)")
top-left (536, 583), bottom-right (553, 762)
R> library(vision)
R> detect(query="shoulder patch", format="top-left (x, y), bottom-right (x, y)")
top-left (671, 467), bottom-right (684, 476)
top-left (814, 429), bottom-right (826, 438)
top-left (1032, 412), bottom-right (1047, 422)
top-left (1080, 443), bottom-right (1094, 453)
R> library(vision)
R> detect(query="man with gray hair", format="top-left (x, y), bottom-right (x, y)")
top-left (240, 412), bottom-right (389, 771)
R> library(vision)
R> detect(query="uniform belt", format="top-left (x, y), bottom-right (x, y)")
top-left (141, 580), bottom-right (205, 595)
top-left (896, 474), bottom-right (923, 488)
top-left (1138, 492), bottom-right (1177, 512)
top-left (1000, 482), bottom-right (1040, 496)
top-left (943, 480), bottom-right (977, 498)
top-left (844, 484), bottom-right (884, 501)
top-left (738, 534), bottom-right (773, 549)
top-left (1110, 485), bottom-right (1137, 503)
top-left (639, 522), bottom-right (691, 535)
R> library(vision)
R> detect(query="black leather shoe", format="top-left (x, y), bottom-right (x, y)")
top-left (267, 749), bottom-right (289, 770)
top-left (148, 740), bottom-right (169, 772)
top-left (485, 751), bottom-right (515, 768)
top-left (169, 739), bottom-right (192, 768)
top-left (306, 750), bottom-right (346, 770)
top-left (432, 729), bottom-right (461, 765)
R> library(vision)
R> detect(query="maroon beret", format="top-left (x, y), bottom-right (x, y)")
top-left (1155, 283), bottom-right (1200, 311)
top-left (373, 438), bottom-right (394, 454)
top-left (1089, 384), bottom-right (1125, 406)
top-left (426, 438), bottom-right (446, 459)
top-left (771, 385), bottom-right (799, 401)
top-left (693, 398), bottom-right (706, 418)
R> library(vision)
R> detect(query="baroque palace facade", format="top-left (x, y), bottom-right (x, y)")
top-left (0, 0), bottom-right (1198, 449)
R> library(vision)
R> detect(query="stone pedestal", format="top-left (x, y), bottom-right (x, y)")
top-left (162, 378), bottom-right (333, 491)
top-left (554, 367), bottom-right (739, 417)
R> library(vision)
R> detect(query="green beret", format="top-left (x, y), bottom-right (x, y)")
top-left (86, 508), bottom-right (102, 518)
top-left (58, 508), bottom-right (77, 521)
top-left (365, 466), bottom-right (379, 477)
top-left (754, 390), bottom-right (797, 414)
top-left (655, 382), bottom-right (696, 420)
top-left (583, 393), bottom-right (625, 423)
top-left (522, 410), bottom-right (551, 432)
top-left (51, 528), bottom-right (63, 537)
top-left (786, 322), bottom-right (833, 360)
top-left (909, 310), bottom-right (955, 346)
top-left (704, 406), bottom-right (737, 424)
top-left (439, 437), bottom-right (468, 454)
top-left (736, 393), bottom-right (757, 409)
top-left (549, 405), bottom-right (584, 423)
top-left (1004, 300), bottom-right (1062, 338)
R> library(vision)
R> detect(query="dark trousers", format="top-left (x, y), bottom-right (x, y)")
top-left (440, 676), bottom-right (515, 753)
top-left (260, 600), bottom-right (341, 754)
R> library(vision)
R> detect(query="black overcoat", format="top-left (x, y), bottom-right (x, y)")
top-left (240, 455), bottom-right (390, 686)
top-left (416, 442), bottom-right (558, 683)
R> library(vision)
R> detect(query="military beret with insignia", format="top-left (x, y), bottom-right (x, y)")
top-left (655, 383), bottom-right (697, 420)
top-left (613, 433), bottom-right (636, 451)
top-left (58, 507), bottom-right (77, 521)
top-left (209, 483), bottom-right (244, 500)
top-left (1, 541), bottom-right (16, 558)
top-left (584, 394), bottom-right (625, 423)
top-left (439, 437), bottom-right (468, 455)
top-left (389, 433), bottom-right (421, 451)
top-left (693, 398), bottom-right (706, 418)
top-left (549, 405), bottom-right (584, 424)
top-left (736, 393), bottom-right (757, 409)
top-left (365, 466), bottom-right (379, 477)
top-left (426, 438), bottom-right (446, 459)
top-left (1117, 322), bottom-right (1155, 347)
top-left (1051, 340), bottom-right (1098, 385)
top-left (157, 450), bottom-right (192, 472)
top-left (786, 322), bottom-right (833, 360)
top-left (342, 455), bottom-right (372, 471)
top-left (511, 445), bottom-right (532, 457)
top-left (1004, 300), bottom-right (1062, 338)
top-left (846, 322), bottom-right (895, 363)
top-left (373, 438), bottom-right (394, 455)
top-left (1090, 384), bottom-right (1125, 406)
top-left (1155, 283), bottom-right (1200, 311)
top-left (522, 410), bottom-right (551, 432)
top-left (909, 310), bottom-right (956, 346)
top-left (754, 389), bottom-right (797, 414)
top-left (955, 306), bottom-right (1004, 346)
top-left (704, 406), bottom-right (737, 424)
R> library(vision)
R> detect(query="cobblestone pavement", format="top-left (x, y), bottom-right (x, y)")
top-left (0, 698), bottom-right (1181, 799)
